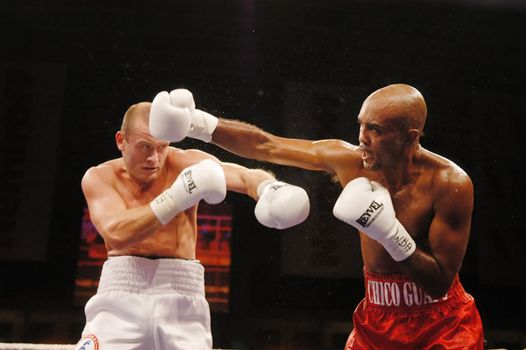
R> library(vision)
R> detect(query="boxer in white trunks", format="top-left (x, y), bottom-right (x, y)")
top-left (74, 100), bottom-right (310, 350)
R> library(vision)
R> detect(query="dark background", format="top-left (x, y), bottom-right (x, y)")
top-left (1, 1), bottom-right (526, 349)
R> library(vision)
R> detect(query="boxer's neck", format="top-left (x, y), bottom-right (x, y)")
top-left (381, 145), bottom-right (422, 192)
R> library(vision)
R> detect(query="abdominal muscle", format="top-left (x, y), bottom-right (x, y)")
top-left (360, 234), bottom-right (406, 274)
top-left (107, 208), bottom-right (199, 260)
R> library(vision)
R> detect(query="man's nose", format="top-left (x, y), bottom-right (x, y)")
top-left (359, 127), bottom-right (369, 146)
top-left (146, 150), bottom-right (159, 162)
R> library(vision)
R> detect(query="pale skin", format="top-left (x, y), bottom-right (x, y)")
top-left (210, 84), bottom-right (473, 298)
top-left (81, 102), bottom-right (272, 259)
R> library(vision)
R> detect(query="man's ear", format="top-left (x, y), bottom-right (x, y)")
top-left (116, 131), bottom-right (125, 151)
top-left (405, 129), bottom-right (421, 145)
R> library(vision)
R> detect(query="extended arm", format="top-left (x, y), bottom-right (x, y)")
top-left (219, 161), bottom-right (274, 200)
top-left (188, 149), bottom-right (311, 230)
top-left (149, 89), bottom-right (359, 175)
top-left (222, 161), bottom-right (310, 229)
top-left (212, 119), bottom-right (353, 174)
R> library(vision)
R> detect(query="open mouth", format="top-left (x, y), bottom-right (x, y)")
top-left (361, 150), bottom-right (372, 160)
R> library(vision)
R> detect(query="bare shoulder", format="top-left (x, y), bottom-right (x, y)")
top-left (312, 139), bottom-right (362, 174)
top-left (81, 159), bottom-right (121, 189)
top-left (421, 149), bottom-right (474, 234)
top-left (423, 149), bottom-right (473, 199)
top-left (311, 139), bottom-right (362, 179)
top-left (165, 146), bottom-right (219, 169)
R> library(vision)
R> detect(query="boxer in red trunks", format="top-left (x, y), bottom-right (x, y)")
top-left (348, 271), bottom-right (482, 349)
top-left (149, 84), bottom-right (484, 349)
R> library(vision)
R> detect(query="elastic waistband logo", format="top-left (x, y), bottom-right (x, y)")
top-left (367, 279), bottom-right (448, 308)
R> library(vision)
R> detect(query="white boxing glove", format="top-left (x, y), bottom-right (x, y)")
top-left (255, 180), bottom-right (310, 229)
top-left (333, 177), bottom-right (416, 262)
top-left (150, 159), bottom-right (226, 225)
top-left (169, 89), bottom-right (218, 142)
top-left (149, 91), bottom-right (192, 142)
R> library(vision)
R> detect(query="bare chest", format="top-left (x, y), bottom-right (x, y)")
top-left (111, 177), bottom-right (197, 258)
top-left (359, 186), bottom-right (436, 273)
top-left (391, 188), bottom-right (434, 242)
top-left (115, 178), bottom-right (171, 208)
top-left (337, 169), bottom-right (436, 241)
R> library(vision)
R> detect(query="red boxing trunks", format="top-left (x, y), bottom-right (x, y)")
top-left (346, 271), bottom-right (484, 350)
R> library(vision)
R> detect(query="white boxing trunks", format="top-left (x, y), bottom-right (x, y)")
top-left (74, 256), bottom-right (212, 350)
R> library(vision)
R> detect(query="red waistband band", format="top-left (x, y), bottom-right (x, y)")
top-left (364, 270), bottom-right (472, 311)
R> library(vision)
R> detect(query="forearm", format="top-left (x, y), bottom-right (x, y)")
top-left (101, 206), bottom-right (162, 250)
top-left (398, 248), bottom-right (453, 299)
top-left (223, 163), bottom-right (274, 200)
top-left (222, 161), bottom-right (309, 230)
top-left (212, 119), bottom-right (272, 160)
top-left (243, 169), bottom-right (274, 200)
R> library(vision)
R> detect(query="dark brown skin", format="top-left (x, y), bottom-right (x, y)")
top-left (210, 84), bottom-right (473, 298)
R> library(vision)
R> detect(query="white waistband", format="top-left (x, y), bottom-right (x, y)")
top-left (97, 256), bottom-right (205, 297)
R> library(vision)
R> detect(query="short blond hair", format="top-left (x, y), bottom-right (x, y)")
top-left (120, 102), bottom-right (151, 136)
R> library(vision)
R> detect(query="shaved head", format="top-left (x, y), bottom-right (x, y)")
top-left (121, 102), bottom-right (152, 136)
top-left (363, 84), bottom-right (427, 133)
